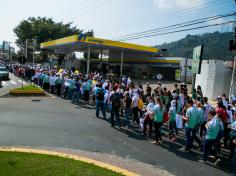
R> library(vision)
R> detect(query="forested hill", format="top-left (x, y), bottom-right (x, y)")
top-left (156, 32), bottom-right (234, 60)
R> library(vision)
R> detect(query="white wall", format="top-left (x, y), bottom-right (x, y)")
top-left (195, 60), bottom-right (233, 100)
top-left (180, 58), bottom-right (192, 83)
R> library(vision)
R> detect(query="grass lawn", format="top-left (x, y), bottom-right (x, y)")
top-left (13, 85), bottom-right (42, 91)
top-left (0, 152), bottom-right (124, 176)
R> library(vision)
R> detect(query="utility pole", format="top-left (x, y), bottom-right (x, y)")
top-left (2, 41), bottom-right (4, 59)
top-left (229, 0), bottom-right (236, 101)
top-left (22, 39), bottom-right (28, 88)
top-left (229, 27), bottom-right (236, 101)
top-left (25, 39), bottom-right (28, 65)
top-left (184, 42), bottom-right (189, 83)
top-left (8, 42), bottom-right (11, 62)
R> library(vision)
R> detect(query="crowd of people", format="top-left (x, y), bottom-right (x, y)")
top-left (8, 64), bottom-right (236, 174)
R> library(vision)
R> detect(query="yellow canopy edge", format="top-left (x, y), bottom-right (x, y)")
top-left (40, 35), bottom-right (158, 53)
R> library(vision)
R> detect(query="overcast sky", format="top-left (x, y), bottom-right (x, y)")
top-left (0, 0), bottom-right (235, 49)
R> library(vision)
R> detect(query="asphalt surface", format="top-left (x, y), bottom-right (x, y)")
top-left (0, 74), bottom-right (230, 176)
top-left (0, 73), bottom-right (28, 96)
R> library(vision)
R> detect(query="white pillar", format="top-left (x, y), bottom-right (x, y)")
top-left (87, 45), bottom-right (91, 75)
top-left (120, 49), bottom-right (124, 77)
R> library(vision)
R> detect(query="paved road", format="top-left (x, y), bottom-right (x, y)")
top-left (0, 74), bottom-right (230, 176)
top-left (0, 73), bottom-right (27, 96)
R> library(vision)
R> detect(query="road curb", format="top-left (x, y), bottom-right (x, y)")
top-left (0, 147), bottom-right (140, 176)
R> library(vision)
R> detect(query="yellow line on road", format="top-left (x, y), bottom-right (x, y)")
top-left (0, 147), bottom-right (140, 176)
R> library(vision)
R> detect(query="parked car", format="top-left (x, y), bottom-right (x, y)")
top-left (0, 66), bottom-right (9, 80)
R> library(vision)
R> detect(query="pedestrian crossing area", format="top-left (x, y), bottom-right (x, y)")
top-left (1, 80), bottom-right (27, 87)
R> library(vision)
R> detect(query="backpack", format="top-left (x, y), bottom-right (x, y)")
top-left (96, 89), bottom-right (104, 101)
top-left (112, 93), bottom-right (121, 109)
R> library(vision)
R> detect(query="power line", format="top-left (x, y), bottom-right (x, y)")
top-left (105, 0), bottom-right (226, 31)
top-left (132, 0), bottom-right (220, 22)
top-left (130, 0), bottom-right (230, 26)
top-left (119, 21), bottom-right (236, 41)
top-left (69, 0), bottom-right (112, 20)
top-left (60, 0), bottom-right (99, 21)
top-left (104, 0), bottom-right (231, 37)
top-left (114, 12), bottom-right (236, 40)
top-left (56, 0), bottom-right (95, 21)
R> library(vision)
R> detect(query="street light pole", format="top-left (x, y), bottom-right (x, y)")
top-left (184, 42), bottom-right (189, 83)
top-left (33, 47), bottom-right (35, 67)
top-left (22, 39), bottom-right (28, 88)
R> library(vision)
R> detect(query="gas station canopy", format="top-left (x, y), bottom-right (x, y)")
top-left (40, 34), bottom-right (158, 75)
top-left (40, 34), bottom-right (158, 54)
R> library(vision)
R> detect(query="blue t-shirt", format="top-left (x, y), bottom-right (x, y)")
top-left (153, 104), bottom-right (164, 122)
top-left (185, 106), bottom-right (198, 128)
top-left (95, 88), bottom-right (106, 103)
top-left (230, 120), bottom-right (236, 137)
top-left (206, 116), bottom-right (220, 140)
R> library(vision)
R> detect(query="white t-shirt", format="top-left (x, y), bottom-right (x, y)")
top-left (203, 103), bottom-right (212, 122)
top-left (132, 95), bottom-right (139, 107)
top-left (49, 76), bottom-right (56, 86)
top-left (127, 79), bottom-right (132, 85)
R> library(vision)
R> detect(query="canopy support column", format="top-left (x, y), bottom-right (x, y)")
top-left (120, 49), bottom-right (124, 77)
top-left (87, 45), bottom-right (91, 75)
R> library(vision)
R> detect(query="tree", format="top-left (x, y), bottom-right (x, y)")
top-left (14, 17), bottom-right (83, 49)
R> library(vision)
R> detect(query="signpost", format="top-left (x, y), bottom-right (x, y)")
top-left (191, 45), bottom-right (204, 92)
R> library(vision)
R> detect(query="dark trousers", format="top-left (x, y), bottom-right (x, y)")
top-left (168, 120), bottom-right (177, 138)
top-left (154, 122), bottom-right (163, 141)
top-left (34, 78), bottom-right (38, 85)
top-left (56, 84), bottom-right (62, 96)
top-left (39, 79), bottom-right (43, 88)
top-left (64, 87), bottom-right (69, 99)
top-left (232, 149), bottom-right (236, 175)
top-left (111, 108), bottom-right (121, 127)
top-left (224, 123), bottom-right (231, 147)
top-left (84, 90), bottom-right (90, 102)
top-left (50, 85), bottom-right (55, 94)
top-left (193, 126), bottom-right (202, 147)
top-left (230, 136), bottom-right (236, 159)
top-left (200, 121), bottom-right (207, 138)
top-left (185, 127), bottom-right (193, 149)
top-left (43, 82), bottom-right (49, 91)
top-left (143, 115), bottom-right (153, 137)
top-left (96, 102), bottom-right (106, 118)
top-left (132, 107), bottom-right (139, 125)
top-left (203, 139), bottom-right (217, 161)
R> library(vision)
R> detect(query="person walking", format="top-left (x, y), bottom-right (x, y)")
top-left (181, 99), bottom-right (199, 151)
top-left (124, 88), bottom-right (132, 128)
top-left (200, 110), bottom-right (222, 162)
top-left (110, 86), bottom-right (121, 127)
top-left (49, 73), bottom-right (56, 94)
top-left (95, 83), bottom-right (106, 119)
top-left (83, 80), bottom-right (90, 102)
top-left (143, 96), bottom-right (155, 137)
top-left (152, 97), bottom-right (165, 145)
top-left (55, 74), bottom-right (62, 96)
top-left (200, 97), bottom-right (212, 138)
top-left (132, 89), bottom-right (140, 125)
top-left (72, 78), bottom-right (81, 104)
top-left (168, 100), bottom-right (177, 141)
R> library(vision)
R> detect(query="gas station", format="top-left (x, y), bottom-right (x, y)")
top-left (40, 34), bottom-right (159, 75)
top-left (41, 34), bottom-right (182, 80)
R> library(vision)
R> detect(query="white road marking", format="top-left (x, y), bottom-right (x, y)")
top-left (10, 80), bottom-right (17, 85)
top-left (17, 80), bottom-right (27, 84)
